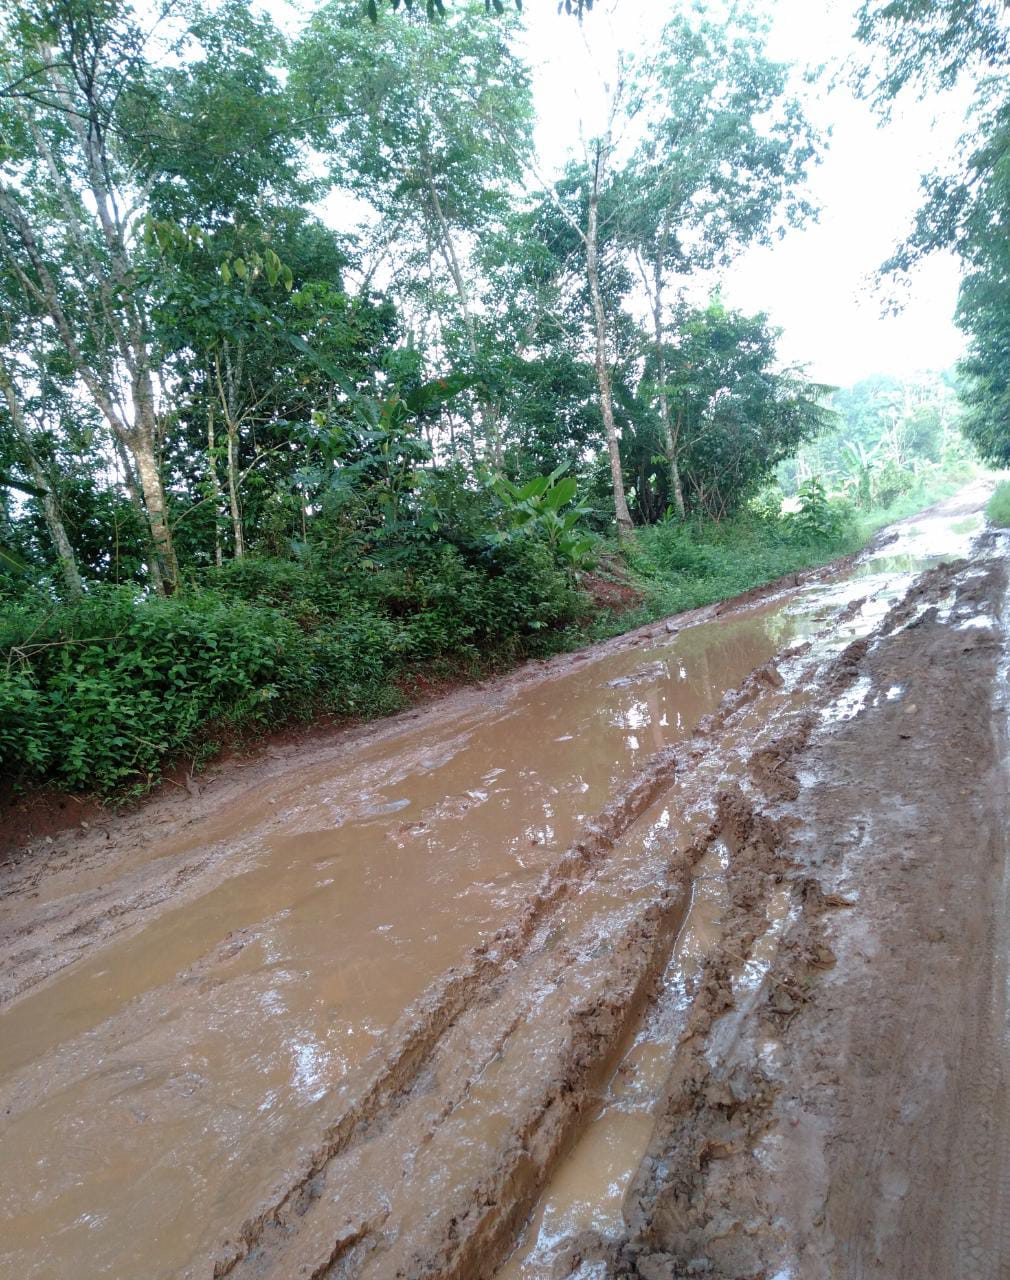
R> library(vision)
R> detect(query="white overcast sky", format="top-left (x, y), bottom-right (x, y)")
top-left (519, 0), bottom-right (972, 388)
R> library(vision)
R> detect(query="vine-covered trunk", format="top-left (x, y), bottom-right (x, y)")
top-left (586, 152), bottom-right (633, 536)
top-left (0, 366), bottom-right (83, 599)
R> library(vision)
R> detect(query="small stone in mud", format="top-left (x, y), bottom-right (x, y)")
top-left (637, 1253), bottom-right (680, 1280)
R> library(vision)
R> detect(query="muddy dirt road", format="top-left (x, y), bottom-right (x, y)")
top-left (1, 484), bottom-right (1008, 1280)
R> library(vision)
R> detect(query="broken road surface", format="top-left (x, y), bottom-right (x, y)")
top-left (1, 485), bottom-right (1008, 1280)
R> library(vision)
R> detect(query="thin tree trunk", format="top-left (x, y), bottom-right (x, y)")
top-left (649, 270), bottom-right (686, 519)
top-left (131, 424), bottom-right (178, 590)
top-left (111, 433), bottom-right (165, 595)
top-left (207, 404), bottom-right (223, 568)
top-left (0, 363), bottom-right (83, 598)
top-left (213, 350), bottom-right (246, 560)
top-left (423, 156), bottom-right (502, 469)
top-left (586, 143), bottom-right (633, 535)
top-left (226, 416), bottom-right (244, 559)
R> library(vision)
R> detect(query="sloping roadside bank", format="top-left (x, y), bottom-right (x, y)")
top-left (2, 480), bottom-right (979, 861)
top-left (0, 516), bottom-right (893, 865)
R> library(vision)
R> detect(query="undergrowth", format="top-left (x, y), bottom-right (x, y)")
top-left (985, 478), bottom-right (1010, 527)
top-left (0, 469), bottom-right (979, 800)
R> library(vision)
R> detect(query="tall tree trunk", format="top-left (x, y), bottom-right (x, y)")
top-left (0, 363), bottom-right (83, 598)
top-left (130, 423), bottom-right (178, 591)
top-left (110, 434), bottom-right (164, 595)
top-left (226, 416), bottom-right (245, 559)
top-left (213, 349), bottom-right (246, 560)
top-left (649, 270), bottom-right (686, 519)
top-left (586, 144), bottom-right (633, 535)
top-left (207, 404), bottom-right (223, 568)
top-left (423, 157), bottom-right (502, 469)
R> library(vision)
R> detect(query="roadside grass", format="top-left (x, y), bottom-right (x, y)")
top-left (0, 466), bottom-right (982, 802)
top-left (566, 465), bottom-right (983, 648)
top-left (986, 479), bottom-right (1010, 527)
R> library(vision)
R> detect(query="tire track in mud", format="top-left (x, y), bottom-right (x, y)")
top-left (208, 653), bottom-right (805, 1277)
top-left (556, 552), bottom-right (1010, 1280)
top-left (212, 581), bottom-right (891, 1280)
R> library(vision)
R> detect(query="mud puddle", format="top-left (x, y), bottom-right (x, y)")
top-left (0, 485), bottom-right (992, 1280)
top-left (492, 492), bottom-right (992, 1280)
top-left (0, 613), bottom-right (805, 1278)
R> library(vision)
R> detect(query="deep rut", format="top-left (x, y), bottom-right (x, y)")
top-left (1, 487), bottom-right (1004, 1280)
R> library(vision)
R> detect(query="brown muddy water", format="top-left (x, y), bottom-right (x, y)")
top-left (0, 497), bottom-right (985, 1280)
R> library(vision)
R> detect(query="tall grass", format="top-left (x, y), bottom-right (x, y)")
top-left (986, 479), bottom-right (1010, 527)
top-left (569, 465), bottom-right (983, 647)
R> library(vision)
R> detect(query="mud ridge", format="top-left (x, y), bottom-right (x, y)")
top-left (237, 600), bottom-right (876, 1279)
top-left (209, 650), bottom-right (812, 1278)
top-left (544, 549), bottom-right (1010, 1280)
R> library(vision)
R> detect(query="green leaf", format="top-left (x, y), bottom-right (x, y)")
top-left (516, 475), bottom-right (550, 501)
top-left (544, 476), bottom-right (577, 510)
top-left (220, 261), bottom-right (232, 285)
top-left (0, 541), bottom-right (30, 573)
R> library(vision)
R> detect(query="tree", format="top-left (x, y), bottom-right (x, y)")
top-left (855, 0), bottom-right (1010, 463)
top-left (292, 0), bottom-right (533, 469)
top-left (627, 299), bottom-right (831, 520)
top-left (0, 354), bottom-right (83, 597)
top-left (621, 8), bottom-right (818, 517)
top-left (0, 0), bottom-right (305, 592)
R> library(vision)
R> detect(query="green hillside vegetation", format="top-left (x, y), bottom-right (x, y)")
top-left (0, 0), bottom-right (984, 798)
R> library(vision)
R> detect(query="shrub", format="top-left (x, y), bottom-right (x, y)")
top-left (785, 479), bottom-right (856, 545)
top-left (986, 479), bottom-right (1010, 528)
top-left (0, 535), bottom-right (586, 796)
top-left (0, 587), bottom-right (321, 793)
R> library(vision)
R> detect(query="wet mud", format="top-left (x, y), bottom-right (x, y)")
top-left (1, 484), bottom-right (1006, 1280)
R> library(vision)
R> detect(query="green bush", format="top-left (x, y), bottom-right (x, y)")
top-left (785, 478), bottom-right (856, 544)
top-left (0, 588), bottom-right (321, 793)
top-left (0, 537), bottom-right (586, 796)
top-left (986, 479), bottom-right (1010, 528)
top-left (611, 501), bottom-right (862, 628)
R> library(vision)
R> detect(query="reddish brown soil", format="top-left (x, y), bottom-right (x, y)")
top-left (2, 490), bottom-right (1007, 1280)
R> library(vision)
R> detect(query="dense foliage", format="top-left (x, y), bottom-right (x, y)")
top-left (855, 0), bottom-right (1010, 465)
top-left (0, 0), bottom-right (981, 795)
top-left (779, 371), bottom-right (972, 508)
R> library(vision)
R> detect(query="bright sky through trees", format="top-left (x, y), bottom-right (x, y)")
top-left (521, 0), bottom-right (970, 386)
